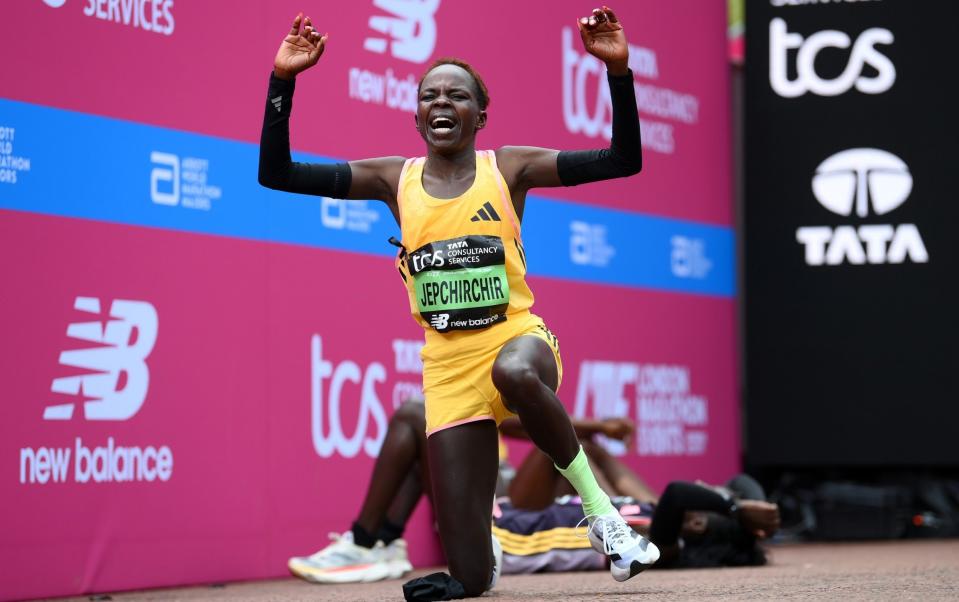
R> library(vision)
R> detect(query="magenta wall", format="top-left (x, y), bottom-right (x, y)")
top-left (0, 1), bottom-right (735, 599)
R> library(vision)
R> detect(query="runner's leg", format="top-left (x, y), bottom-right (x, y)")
top-left (491, 336), bottom-right (576, 464)
top-left (492, 335), bottom-right (615, 516)
top-left (428, 420), bottom-right (500, 597)
top-left (492, 335), bottom-right (659, 581)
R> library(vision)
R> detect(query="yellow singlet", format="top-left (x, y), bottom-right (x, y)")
top-left (395, 150), bottom-right (562, 435)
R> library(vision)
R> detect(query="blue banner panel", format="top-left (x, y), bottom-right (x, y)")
top-left (0, 99), bottom-right (733, 297)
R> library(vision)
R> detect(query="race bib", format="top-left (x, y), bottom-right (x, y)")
top-left (408, 235), bottom-right (510, 332)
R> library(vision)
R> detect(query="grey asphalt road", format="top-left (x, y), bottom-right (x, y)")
top-left (47, 539), bottom-right (959, 601)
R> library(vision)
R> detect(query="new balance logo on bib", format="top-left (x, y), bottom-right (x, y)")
top-left (408, 235), bottom-right (510, 333)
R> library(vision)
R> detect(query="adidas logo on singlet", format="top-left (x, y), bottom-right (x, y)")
top-left (470, 201), bottom-right (501, 222)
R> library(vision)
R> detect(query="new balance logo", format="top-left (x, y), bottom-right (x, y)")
top-left (44, 297), bottom-right (158, 421)
top-left (429, 313), bottom-right (450, 330)
top-left (470, 201), bottom-right (501, 222)
top-left (364, 0), bottom-right (440, 64)
top-left (271, 95), bottom-right (283, 112)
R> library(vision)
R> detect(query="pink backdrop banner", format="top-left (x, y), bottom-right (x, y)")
top-left (1, 1), bottom-right (735, 599)
top-left (1, 210), bottom-right (737, 600)
top-left (0, 0), bottom-right (731, 224)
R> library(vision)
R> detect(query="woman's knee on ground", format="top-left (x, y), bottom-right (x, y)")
top-left (445, 534), bottom-right (493, 597)
top-left (449, 558), bottom-right (492, 597)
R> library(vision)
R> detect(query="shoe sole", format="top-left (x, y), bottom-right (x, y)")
top-left (611, 559), bottom-right (650, 582)
top-left (588, 530), bottom-right (660, 582)
top-left (288, 559), bottom-right (392, 584)
top-left (386, 559), bottom-right (413, 579)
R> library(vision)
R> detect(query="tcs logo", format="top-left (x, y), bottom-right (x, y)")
top-left (310, 335), bottom-right (388, 458)
top-left (411, 249), bottom-right (445, 272)
top-left (769, 18), bottom-right (895, 98)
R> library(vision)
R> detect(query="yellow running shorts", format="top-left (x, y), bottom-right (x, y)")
top-left (422, 311), bottom-right (563, 436)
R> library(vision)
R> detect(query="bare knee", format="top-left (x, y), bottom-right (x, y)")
top-left (439, 513), bottom-right (494, 596)
top-left (392, 400), bottom-right (425, 428)
top-left (447, 535), bottom-right (493, 597)
top-left (491, 357), bottom-right (542, 404)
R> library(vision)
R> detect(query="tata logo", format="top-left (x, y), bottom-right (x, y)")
top-left (364, 0), bottom-right (440, 64)
top-left (811, 148), bottom-right (912, 218)
top-left (769, 18), bottom-right (895, 98)
top-left (796, 149), bottom-right (928, 266)
top-left (44, 297), bottom-right (158, 421)
top-left (310, 335), bottom-right (388, 458)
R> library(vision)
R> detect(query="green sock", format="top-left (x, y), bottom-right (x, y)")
top-left (555, 446), bottom-right (616, 518)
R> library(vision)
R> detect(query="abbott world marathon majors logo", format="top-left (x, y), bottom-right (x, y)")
top-left (310, 335), bottom-right (424, 458)
top-left (796, 148), bottom-right (928, 266)
top-left (42, 0), bottom-right (175, 36)
top-left (19, 297), bottom-right (174, 486)
top-left (150, 151), bottom-right (222, 211)
top-left (349, 0), bottom-right (440, 114)
top-left (573, 361), bottom-right (708, 457)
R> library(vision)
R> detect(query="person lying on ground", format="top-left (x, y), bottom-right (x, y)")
top-left (287, 401), bottom-right (779, 582)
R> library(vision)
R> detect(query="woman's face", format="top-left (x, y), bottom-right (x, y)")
top-left (416, 65), bottom-right (486, 154)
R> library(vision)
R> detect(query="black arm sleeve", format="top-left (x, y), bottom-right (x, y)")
top-left (258, 72), bottom-right (352, 198)
top-left (556, 70), bottom-right (642, 186)
top-left (649, 481), bottom-right (736, 548)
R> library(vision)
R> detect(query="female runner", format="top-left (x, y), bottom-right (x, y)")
top-left (259, 6), bottom-right (658, 598)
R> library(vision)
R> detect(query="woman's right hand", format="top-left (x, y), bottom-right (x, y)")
top-left (273, 13), bottom-right (327, 81)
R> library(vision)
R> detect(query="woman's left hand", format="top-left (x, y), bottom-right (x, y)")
top-left (577, 6), bottom-right (629, 75)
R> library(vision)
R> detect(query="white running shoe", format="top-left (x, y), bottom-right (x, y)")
top-left (488, 532), bottom-right (503, 591)
top-left (381, 538), bottom-right (414, 579)
top-left (288, 531), bottom-right (391, 584)
top-left (586, 513), bottom-right (660, 582)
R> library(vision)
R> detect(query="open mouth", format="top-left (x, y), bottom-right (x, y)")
top-left (430, 116), bottom-right (457, 135)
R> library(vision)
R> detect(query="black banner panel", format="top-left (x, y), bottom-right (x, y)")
top-left (745, 1), bottom-right (959, 466)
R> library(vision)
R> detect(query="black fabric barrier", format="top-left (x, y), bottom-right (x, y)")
top-left (744, 1), bottom-right (959, 467)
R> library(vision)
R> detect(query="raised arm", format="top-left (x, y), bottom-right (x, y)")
top-left (495, 6), bottom-right (641, 218)
top-left (258, 14), bottom-right (404, 218)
